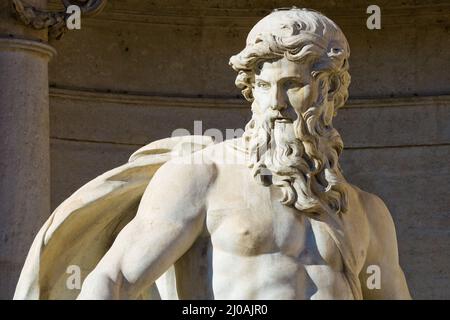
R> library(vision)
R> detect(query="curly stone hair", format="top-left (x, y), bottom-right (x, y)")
top-left (229, 8), bottom-right (351, 121)
top-left (230, 8), bottom-right (352, 216)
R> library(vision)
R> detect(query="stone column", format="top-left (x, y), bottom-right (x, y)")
top-left (0, 0), bottom-right (55, 299)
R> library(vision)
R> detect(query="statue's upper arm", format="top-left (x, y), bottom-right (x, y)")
top-left (94, 156), bottom-right (217, 297)
top-left (135, 156), bottom-right (217, 224)
top-left (359, 192), bottom-right (411, 299)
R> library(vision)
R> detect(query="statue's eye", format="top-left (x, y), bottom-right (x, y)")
top-left (256, 81), bottom-right (270, 90)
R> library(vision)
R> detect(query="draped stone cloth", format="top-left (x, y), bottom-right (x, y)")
top-left (14, 135), bottom-right (362, 300)
top-left (14, 136), bottom-right (214, 299)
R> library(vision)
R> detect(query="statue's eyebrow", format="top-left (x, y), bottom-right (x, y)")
top-left (280, 76), bottom-right (304, 82)
top-left (268, 76), bottom-right (305, 86)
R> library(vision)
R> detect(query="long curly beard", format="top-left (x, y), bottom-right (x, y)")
top-left (243, 97), bottom-right (348, 216)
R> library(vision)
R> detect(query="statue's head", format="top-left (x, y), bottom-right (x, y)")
top-left (229, 8), bottom-right (350, 216)
top-left (230, 7), bottom-right (350, 122)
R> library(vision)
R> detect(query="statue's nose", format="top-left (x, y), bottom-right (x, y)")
top-left (270, 87), bottom-right (288, 111)
top-left (270, 103), bottom-right (287, 111)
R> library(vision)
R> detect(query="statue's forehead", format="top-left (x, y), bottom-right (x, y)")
top-left (256, 57), bottom-right (310, 80)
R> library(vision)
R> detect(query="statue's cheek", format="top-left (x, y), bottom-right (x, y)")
top-left (288, 85), bottom-right (315, 114)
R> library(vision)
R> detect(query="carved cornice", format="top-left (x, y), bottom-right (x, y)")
top-left (49, 87), bottom-right (450, 110)
top-left (49, 87), bottom-right (247, 109)
top-left (11, 0), bottom-right (107, 39)
top-left (45, 1), bottom-right (450, 28)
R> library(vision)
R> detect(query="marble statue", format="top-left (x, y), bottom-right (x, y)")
top-left (14, 8), bottom-right (411, 300)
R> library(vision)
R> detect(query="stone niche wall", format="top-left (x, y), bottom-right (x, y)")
top-left (47, 0), bottom-right (450, 299)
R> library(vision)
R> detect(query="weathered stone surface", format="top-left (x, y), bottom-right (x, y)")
top-left (49, 89), bottom-right (450, 148)
top-left (15, 9), bottom-right (413, 300)
top-left (335, 97), bottom-right (450, 148)
top-left (5, 0), bottom-right (448, 300)
top-left (341, 145), bottom-right (450, 299)
top-left (50, 139), bottom-right (137, 209)
top-left (49, 89), bottom-right (251, 145)
top-left (48, 1), bottom-right (450, 98)
top-left (50, 140), bottom-right (450, 299)
top-left (0, 0), bottom-right (55, 299)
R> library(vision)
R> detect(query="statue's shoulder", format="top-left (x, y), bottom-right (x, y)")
top-left (196, 137), bottom-right (248, 164)
top-left (128, 135), bottom-right (215, 162)
top-left (352, 185), bottom-right (387, 210)
top-left (126, 135), bottom-right (246, 185)
top-left (348, 184), bottom-right (394, 228)
top-left (136, 135), bottom-right (229, 181)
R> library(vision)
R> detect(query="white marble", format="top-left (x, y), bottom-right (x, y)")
top-left (15, 8), bottom-right (410, 300)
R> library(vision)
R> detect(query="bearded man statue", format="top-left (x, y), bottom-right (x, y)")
top-left (14, 8), bottom-right (411, 300)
